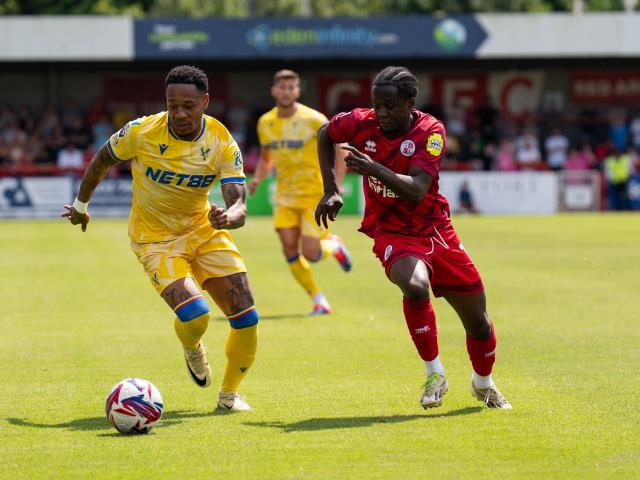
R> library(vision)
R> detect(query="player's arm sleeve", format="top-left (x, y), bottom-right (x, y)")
top-left (411, 122), bottom-right (447, 178)
top-left (326, 110), bottom-right (357, 144)
top-left (105, 119), bottom-right (143, 162)
top-left (218, 140), bottom-right (246, 185)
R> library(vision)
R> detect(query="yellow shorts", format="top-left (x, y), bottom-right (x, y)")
top-left (130, 223), bottom-right (246, 294)
top-left (274, 205), bottom-right (331, 239)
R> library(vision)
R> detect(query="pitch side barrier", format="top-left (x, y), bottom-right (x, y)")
top-left (0, 172), bottom-right (607, 219)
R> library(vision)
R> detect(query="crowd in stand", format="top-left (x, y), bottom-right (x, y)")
top-left (1, 98), bottom-right (639, 209)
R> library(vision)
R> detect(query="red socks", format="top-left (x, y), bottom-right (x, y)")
top-left (403, 298), bottom-right (439, 362)
top-left (466, 321), bottom-right (496, 376)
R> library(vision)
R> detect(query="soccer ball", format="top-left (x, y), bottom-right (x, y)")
top-left (105, 378), bottom-right (164, 434)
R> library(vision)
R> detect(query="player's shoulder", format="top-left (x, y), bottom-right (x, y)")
top-left (296, 103), bottom-right (328, 121)
top-left (413, 110), bottom-right (445, 134)
top-left (118, 112), bottom-right (162, 135)
top-left (258, 107), bottom-right (278, 125)
top-left (330, 107), bottom-right (374, 123)
top-left (203, 114), bottom-right (234, 141)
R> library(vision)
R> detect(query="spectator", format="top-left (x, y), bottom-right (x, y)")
top-left (565, 142), bottom-right (596, 171)
top-left (608, 108), bottom-right (629, 152)
top-left (603, 145), bottom-right (632, 210)
top-left (456, 180), bottom-right (478, 214)
top-left (495, 138), bottom-right (517, 171)
top-left (629, 111), bottom-right (640, 151)
top-left (446, 99), bottom-right (466, 138)
top-left (38, 105), bottom-right (60, 138)
top-left (475, 95), bottom-right (499, 142)
top-left (57, 141), bottom-right (84, 174)
top-left (544, 127), bottom-right (570, 171)
top-left (91, 114), bottom-right (113, 147)
top-left (515, 129), bottom-right (543, 170)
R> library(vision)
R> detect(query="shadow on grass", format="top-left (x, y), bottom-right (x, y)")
top-left (213, 313), bottom-right (308, 321)
top-left (6, 409), bottom-right (215, 434)
top-left (244, 406), bottom-right (483, 432)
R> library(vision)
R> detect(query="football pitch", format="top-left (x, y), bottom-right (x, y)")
top-left (1, 214), bottom-right (638, 479)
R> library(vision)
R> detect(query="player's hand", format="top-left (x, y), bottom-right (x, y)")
top-left (315, 191), bottom-right (343, 229)
top-left (248, 179), bottom-right (259, 196)
top-left (341, 145), bottom-right (378, 177)
top-left (61, 205), bottom-right (90, 232)
top-left (208, 203), bottom-right (229, 230)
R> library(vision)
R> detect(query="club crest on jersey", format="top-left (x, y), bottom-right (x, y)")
top-left (365, 140), bottom-right (377, 153)
top-left (426, 132), bottom-right (444, 156)
top-left (159, 144), bottom-right (168, 155)
top-left (400, 140), bottom-right (415, 156)
top-left (200, 146), bottom-right (211, 161)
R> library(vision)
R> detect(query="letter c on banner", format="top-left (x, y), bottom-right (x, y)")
top-left (501, 77), bottom-right (533, 119)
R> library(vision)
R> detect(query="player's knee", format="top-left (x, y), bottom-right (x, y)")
top-left (467, 311), bottom-right (491, 339)
top-left (227, 305), bottom-right (259, 329)
top-left (175, 294), bottom-right (210, 322)
top-left (401, 281), bottom-right (430, 302)
top-left (302, 246), bottom-right (321, 263)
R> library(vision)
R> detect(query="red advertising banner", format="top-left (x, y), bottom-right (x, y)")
top-left (571, 71), bottom-right (640, 104)
top-left (317, 76), bottom-right (372, 117)
top-left (430, 74), bottom-right (488, 113)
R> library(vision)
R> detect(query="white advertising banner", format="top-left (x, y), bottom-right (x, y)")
top-left (439, 172), bottom-right (559, 215)
top-left (0, 177), bottom-right (72, 218)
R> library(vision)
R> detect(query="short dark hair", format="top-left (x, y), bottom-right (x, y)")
top-left (165, 65), bottom-right (208, 94)
top-left (372, 66), bottom-right (418, 100)
top-left (273, 69), bottom-right (299, 85)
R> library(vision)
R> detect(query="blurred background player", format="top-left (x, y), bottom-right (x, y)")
top-left (250, 69), bottom-right (352, 316)
top-left (316, 66), bottom-right (511, 409)
top-left (61, 65), bottom-right (258, 412)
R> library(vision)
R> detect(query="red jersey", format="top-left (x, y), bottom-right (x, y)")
top-left (327, 108), bottom-right (451, 238)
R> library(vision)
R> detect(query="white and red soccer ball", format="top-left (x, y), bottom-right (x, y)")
top-left (105, 378), bottom-right (163, 434)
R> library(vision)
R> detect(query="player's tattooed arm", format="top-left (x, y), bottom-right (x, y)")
top-left (341, 145), bottom-right (432, 205)
top-left (77, 144), bottom-right (119, 202)
top-left (315, 124), bottom-right (343, 228)
top-left (61, 144), bottom-right (120, 231)
top-left (209, 183), bottom-right (247, 230)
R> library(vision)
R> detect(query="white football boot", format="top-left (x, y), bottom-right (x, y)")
top-left (217, 390), bottom-right (252, 412)
top-left (420, 372), bottom-right (448, 409)
top-left (471, 382), bottom-right (512, 409)
top-left (183, 342), bottom-right (211, 388)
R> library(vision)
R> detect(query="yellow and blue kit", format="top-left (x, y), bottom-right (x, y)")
top-left (107, 111), bottom-right (247, 292)
top-left (257, 103), bottom-right (330, 237)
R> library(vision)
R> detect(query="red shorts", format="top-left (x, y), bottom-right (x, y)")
top-left (373, 224), bottom-right (484, 298)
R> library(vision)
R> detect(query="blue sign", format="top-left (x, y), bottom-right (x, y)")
top-left (134, 16), bottom-right (487, 59)
top-left (628, 173), bottom-right (640, 210)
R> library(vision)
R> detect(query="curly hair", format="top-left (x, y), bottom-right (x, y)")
top-left (165, 65), bottom-right (208, 93)
top-left (372, 66), bottom-right (418, 100)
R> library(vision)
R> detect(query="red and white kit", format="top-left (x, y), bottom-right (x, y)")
top-left (327, 108), bottom-right (483, 297)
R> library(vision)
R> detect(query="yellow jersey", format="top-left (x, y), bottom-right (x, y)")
top-left (107, 111), bottom-right (245, 243)
top-left (257, 103), bottom-right (328, 209)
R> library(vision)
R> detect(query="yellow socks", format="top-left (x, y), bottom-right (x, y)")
top-left (222, 307), bottom-right (259, 393)
top-left (174, 312), bottom-right (210, 350)
top-left (287, 254), bottom-right (320, 297)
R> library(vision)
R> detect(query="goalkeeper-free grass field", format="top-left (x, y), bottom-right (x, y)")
top-left (1, 214), bottom-right (638, 479)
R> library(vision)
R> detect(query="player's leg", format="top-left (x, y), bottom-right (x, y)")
top-left (276, 206), bottom-right (330, 315)
top-left (443, 291), bottom-right (511, 408)
top-left (388, 256), bottom-right (447, 409)
top-left (202, 273), bottom-right (258, 412)
top-left (161, 277), bottom-right (212, 388)
top-left (300, 208), bottom-right (352, 272)
top-left (130, 238), bottom-right (213, 388)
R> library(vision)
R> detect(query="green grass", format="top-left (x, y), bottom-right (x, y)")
top-left (1, 214), bottom-right (639, 479)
